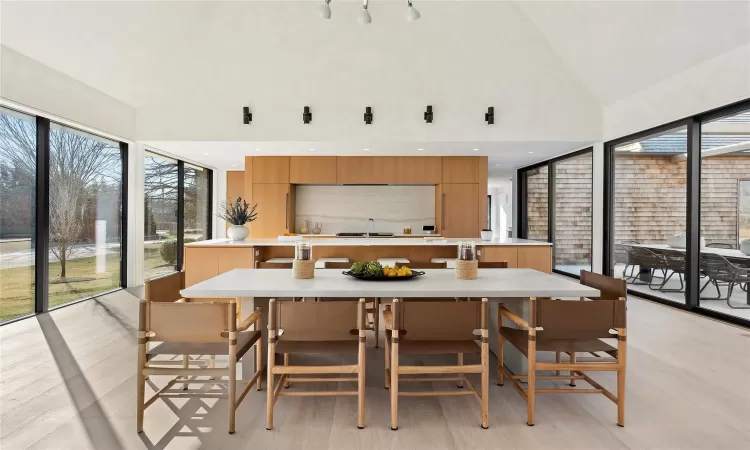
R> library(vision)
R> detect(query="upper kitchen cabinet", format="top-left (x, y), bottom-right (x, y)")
top-left (290, 156), bottom-right (337, 184)
top-left (395, 157), bottom-right (442, 184)
top-left (442, 157), bottom-right (479, 183)
top-left (441, 183), bottom-right (479, 238)
top-left (336, 156), bottom-right (396, 184)
top-left (250, 183), bottom-right (292, 237)
top-left (252, 156), bottom-right (290, 183)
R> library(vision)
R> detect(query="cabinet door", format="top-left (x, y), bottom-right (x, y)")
top-left (442, 157), bottom-right (479, 183)
top-left (225, 171), bottom-right (245, 230)
top-left (336, 157), bottom-right (395, 184)
top-left (480, 246), bottom-right (518, 268)
top-left (250, 183), bottom-right (290, 237)
top-left (252, 157), bottom-right (289, 183)
top-left (395, 157), bottom-right (442, 184)
top-left (184, 247), bottom-right (219, 287)
top-left (290, 157), bottom-right (337, 184)
top-left (517, 246), bottom-right (552, 274)
top-left (442, 183), bottom-right (479, 238)
top-left (218, 248), bottom-right (255, 274)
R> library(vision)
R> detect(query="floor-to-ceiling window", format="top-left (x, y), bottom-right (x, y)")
top-left (47, 123), bottom-right (124, 309)
top-left (699, 108), bottom-right (750, 320)
top-left (518, 148), bottom-right (593, 277)
top-left (0, 108), bottom-right (37, 321)
top-left (143, 152), bottom-right (213, 281)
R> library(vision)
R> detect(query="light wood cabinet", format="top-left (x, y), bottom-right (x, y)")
top-left (443, 157), bottom-right (479, 183)
top-left (517, 246), bottom-right (552, 274)
top-left (218, 248), bottom-right (255, 274)
top-left (441, 183), bottom-right (479, 238)
top-left (225, 170), bottom-right (245, 230)
top-left (480, 246), bottom-right (518, 268)
top-left (477, 157), bottom-right (489, 229)
top-left (252, 157), bottom-right (290, 183)
top-left (290, 156), bottom-right (337, 184)
top-left (250, 183), bottom-right (291, 237)
top-left (184, 247), bottom-right (219, 287)
top-left (336, 156), bottom-right (396, 184)
top-left (395, 157), bottom-right (442, 184)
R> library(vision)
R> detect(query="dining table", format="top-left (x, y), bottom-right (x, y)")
top-left (180, 268), bottom-right (600, 375)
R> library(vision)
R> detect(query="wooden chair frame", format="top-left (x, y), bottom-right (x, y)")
top-left (266, 298), bottom-right (367, 430)
top-left (497, 272), bottom-right (627, 427)
top-left (136, 298), bottom-right (264, 434)
top-left (384, 298), bottom-right (490, 430)
top-left (322, 261), bottom-right (381, 346)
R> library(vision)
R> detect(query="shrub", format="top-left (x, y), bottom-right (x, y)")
top-left (159, 238), bottom-right (197, 265)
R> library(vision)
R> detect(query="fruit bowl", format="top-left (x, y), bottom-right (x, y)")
top-left (342, 261), bottom-right (425, 281)
top-left (342, 270), bottom-right (425, 281)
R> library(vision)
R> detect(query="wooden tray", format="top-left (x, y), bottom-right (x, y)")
top-left (342, 270), bottom-right (425, 281)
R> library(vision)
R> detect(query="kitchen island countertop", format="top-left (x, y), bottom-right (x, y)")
top-left (185, 237), bottom-right (551, 247)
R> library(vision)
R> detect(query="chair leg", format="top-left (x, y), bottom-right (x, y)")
top-left (617, 331), bottom-right (627, 427)
top-left (255, 341), bottom-right (263, 391)
top-left (373, 298), bottom-right (380, 348)
top-left (457, 353), bottom-right (464, 388)
top-left (390, 330), bottom-right (399, 431)
top-left (358, 334), bottom-right (366, 429)
top-left (228, 343), bottom-right (237, 434)
top-left (209, 354), bottom-right (216, 380)
top-left (497, 321), bottom-right (504, 386)
top-left (182, 354), bottom-right (189, 390)
top-left (384, 330), bottom-right (391, 389)
top-left (136, 341), bottom-right (146, 433)
top-left (481, 332), bottom-right (489, 429)
top-left (266, 342), bottom-right (276, 430)
top-left (555, 351), bottom-right (561, 377)
top-left (527, 334), bottom-right (536, 426)
top-left (283, 354), bottom-right (290, 388)
top-left (569, 352), bottom-right (577, 387)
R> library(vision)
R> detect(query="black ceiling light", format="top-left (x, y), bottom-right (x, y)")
top-left (303, 106), bottom-right (312, 124)
top-left (364, 106), bottom-right (373, 125)
top-left (424, 105), bottom-right (433, 124)
top-left (243, 107), bottom-right (252, 124)
top-left (485, 106), bottom-right (494, 125)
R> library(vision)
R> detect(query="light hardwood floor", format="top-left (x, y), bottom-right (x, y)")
top-left (2, 289), bottom-right (750, 450)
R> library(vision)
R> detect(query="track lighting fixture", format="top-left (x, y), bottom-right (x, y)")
top-left (320, 0), bottom-right (420, 23)
top-left (485, 106), bottom-right (494, 125)
top-left (303, 106), bottom-right (312, 124)
top-left (319, 0), bottom-right (331, 19)
top-left (359, 0), bottom-right (372, 24)
top-left (407, 1), bottom-right (421, 22)
top-left (243, 107), bottom-right (252, 124)
top-left (364, 107), bottom-right (373, 125)
top-left (424, 105), bottom-right (433, 124)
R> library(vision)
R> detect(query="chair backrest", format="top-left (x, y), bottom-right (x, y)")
top-left (393, 301), bottom-right (484, 340)
top-left (141, 300), bottom-right (232, 343)
top-left (706, 242), bottom-right (733, 249)
top-left (534, 298), bottom-right (626, 339)
top-left (700, 253), bottom-right (736, 281)
top-left (399, 262), bottom-right (447, 269)
top-left (613, 241), bottom-right (638, 264)
top-left (478, 261), bottom-right (508, 268)
top-left (628, 246), bottom-right (665, 268)
top-left (257, 262), bottom-right (294, 269)
top-left (580, 270), bottom-right (627, 300)
top-left (659, 248), bottom-right (686, 272)
top-left (271, 301), bottom-right (364, 341)
top-left (323, 261), bottom-right (353, 269)
top-left (145, 271), bottom-right (184, 303)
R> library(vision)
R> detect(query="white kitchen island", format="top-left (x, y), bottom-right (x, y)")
top-left (181, 268), bottom-right (599, 375)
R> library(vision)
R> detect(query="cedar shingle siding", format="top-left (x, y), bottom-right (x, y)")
top-left (554, 157), bottom-right (592, 266)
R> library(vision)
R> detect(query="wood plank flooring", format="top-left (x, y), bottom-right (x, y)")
top-left (2, 288), bottom-right (750, 449)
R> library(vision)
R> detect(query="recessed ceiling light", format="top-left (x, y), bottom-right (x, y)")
top-left (363, 148), bottom-right (370, 151)
top-left (232, 164), bottom-right (239, 167)
top-left (528, 151), bottom-right (534, 154)
top-left (494, 164), bottom-right (502, 167)
top-left (203, 153), bottom-right (208, 155)
top-left (472, 148), bottom-right (479, 152)
top-left (417, 148), bottom-right (424, 151)
top-left (255, 148), bottom-right (260, 151)
top-left (309, 148), bottom-right (315, 151)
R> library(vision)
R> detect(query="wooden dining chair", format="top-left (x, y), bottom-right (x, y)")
top-left (136, 298), bottom-right (264, 434)
top-left (478, 261), bottom-right (508, 268)
top-left (383, 298), bottom-right (490, 430)
top-left (497, 270), bottom-right (627, 427)
top-left (256, 262), bottom-right (294, 269)
top-left (266, 298), bottom-right (367, 430)
top-left (322, 261), bottom-right (381, 346)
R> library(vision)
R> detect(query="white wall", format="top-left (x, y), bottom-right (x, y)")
top-left (0, 46), bottom-right (136, 139)
top-left (489, 179), bottom-right (513, 239)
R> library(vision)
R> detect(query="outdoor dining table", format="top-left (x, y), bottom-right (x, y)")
top-left (180, 268), bottom-right (600, 375)
top-left (624, 243), bottom-right (750, 303)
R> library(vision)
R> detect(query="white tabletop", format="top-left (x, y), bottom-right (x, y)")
top-left (181, 268), bottom-right (599, 299)
top-left (627, 243), bottom-right (750, 260)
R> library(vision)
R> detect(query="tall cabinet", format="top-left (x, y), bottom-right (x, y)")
top-left (244, 157), bottom-right (295, 237)
top-left (438, 157), bottom-right (488, 238)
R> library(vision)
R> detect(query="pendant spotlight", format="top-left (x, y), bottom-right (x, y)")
top-left (364, 106), bottom-right (373, 124)
top-left (485, 106), bottom-right (495, 125)
top-left (424, 105), bottom-right (433, 124)
top-left (319, 1), bottom-right (420, 23)
top-left (243, 107), bottom-right (252, 124)
top-left (319, 0), bottom-right (331, 19)
top-left (303, 106), bottom-right (312, 124)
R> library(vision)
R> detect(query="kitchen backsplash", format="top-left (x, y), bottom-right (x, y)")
top-left (294, 185), bottom-right (435, 234)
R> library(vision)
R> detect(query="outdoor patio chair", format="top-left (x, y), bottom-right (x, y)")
top-left (613, 241), bottom-right (640, 281)
top-left (626, 246), bottom-right (666, 288)
top-left (699, 253), bottom-right (750, 308)
top-left (706, 243), bottom-right (734, 249)
top-left (656, 249), bottom-right (687, 293)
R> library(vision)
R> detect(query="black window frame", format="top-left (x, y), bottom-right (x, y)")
top-left (1, 106), bottom-right (129, 324)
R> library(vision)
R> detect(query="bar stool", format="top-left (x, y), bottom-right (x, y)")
top-left (315, 257), bottom-right (350, 269)
top-left (378, 258), bottom-right (410, 267)
top-left (431, 257), bottom-right (456, 269)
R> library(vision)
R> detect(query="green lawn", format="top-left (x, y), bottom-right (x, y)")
top-left (144, 242), bottom-right (177, 280)
top-left (0, 254), bottom-right (120, 322)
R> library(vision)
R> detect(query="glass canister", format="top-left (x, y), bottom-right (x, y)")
top-left (295, 240), bottom-right (312, 261)
top-left (457, 241), bottom-right (477, 261)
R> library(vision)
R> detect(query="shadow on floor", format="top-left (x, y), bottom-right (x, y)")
top-left (37, 313), bottom-right (125, 450)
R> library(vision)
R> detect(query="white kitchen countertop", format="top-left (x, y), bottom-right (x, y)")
top-left (181, 268), bottom-right (594, 299)
top-left (186, 237), bottom-right (552, 247)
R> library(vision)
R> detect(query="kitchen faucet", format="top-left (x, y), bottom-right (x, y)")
top-left (367, 218), bottom-right (374, 237)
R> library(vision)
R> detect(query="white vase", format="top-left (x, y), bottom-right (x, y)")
top-left (480, 230), bottom-right (493, 241)
top-left (227, 225), bottom-right (249, 241)
top-left (740, 239), bottom-right (750, 255)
